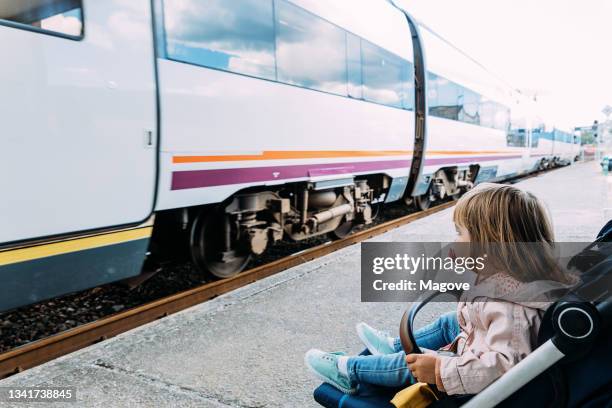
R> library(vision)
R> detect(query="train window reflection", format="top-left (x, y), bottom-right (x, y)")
top-left (494, 105), bottom-right (510, 131)
top-left (401, 63), bottom-right (414, 111)
top-left (429, 74), bottom-right (460, 120)
top-left (427, 71), bottom-right (512, 130)
top-left (163, 0), bottom-right (276, 80)
top-left (161, 0), bottom-right (415, 111)
top-left (275, 0), bottom-right (348, 96)
top-left (362, 40), bottom-right (404, 108)
top-left (507, 129), bottom-right (527, 147)
top-left (479, 99), bottom-right (496, 128)
top-left (531, 129), bottom-right (541, 147)
top-left (427, 72), bottom-right (438, 110)
top-left (459, 89), bottom-right (480, 125)
top-left (0, 0), bottom-right (83, 37)
top-left (347, 33), bottom-right (363, 99)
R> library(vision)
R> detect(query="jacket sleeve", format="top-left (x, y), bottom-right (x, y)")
top-left (435, 302), bottom-right (532, 395)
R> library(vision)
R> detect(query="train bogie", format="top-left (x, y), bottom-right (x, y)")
top-left (185, 175), bottom-right (385, 278)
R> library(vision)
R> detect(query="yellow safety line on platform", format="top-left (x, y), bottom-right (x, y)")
top-left (0, 227), bottom-right (153, 266)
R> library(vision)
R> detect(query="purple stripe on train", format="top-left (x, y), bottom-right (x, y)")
top-left (171, 159), bottom-right (410, 190)
top-left (423, 154), bottom-right (522, 166)
top-left (171, 155), bottom-right (522, 190)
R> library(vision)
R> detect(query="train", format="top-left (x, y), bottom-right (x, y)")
top-left (0, 0), bottom-right (580, 312)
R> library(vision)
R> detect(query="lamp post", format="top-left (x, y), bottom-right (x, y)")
top-left (600, 105), bottom-right (612, 159)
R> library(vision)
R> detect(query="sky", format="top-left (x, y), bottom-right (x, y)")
top-left (400, 0), bottom-right (612, 129)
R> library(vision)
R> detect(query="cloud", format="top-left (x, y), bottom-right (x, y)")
top-left (163, 0), bottom-right (275, 53)
top-left (41, 13), bottom-right (81, 36)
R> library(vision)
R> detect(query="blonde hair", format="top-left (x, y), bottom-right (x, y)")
top-left (453, 183), bottom-right (567, 283)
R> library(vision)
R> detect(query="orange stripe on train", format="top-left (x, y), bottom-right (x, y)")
top-left (172, 150), bottom-right (517, 164)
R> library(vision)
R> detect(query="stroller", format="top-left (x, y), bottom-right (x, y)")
top-left (313, 221), bottom-right (612, 408)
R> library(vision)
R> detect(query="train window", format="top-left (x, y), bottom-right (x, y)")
top-left (507, 129), bottom-right (527, 147)
top-left (561, 131), bottom-right (571, 143)
top-left (531, 130), bottom-right (541, 147)
top-left (494, 104), bottom-right (510, 131)
top-left (553, 130), bottom-right (568, 143)
top-left (347, 33), bottom-right (363, 99)
top-left (459, 88), bottom-right (480, 125)
top-left (478, 99), bottom-right (496, 128)
top-left (275, 0), bottom-right (348, 96)
top-left (163, 0), bottom-right (276, 80)
top-left (362, 40), bottom-right (404, 108)
top-left (563, 132), bottom-right (571, 143)
top-left (161, 0), bottom-right (414, 109)
top-left (427, 72), bottom-right (510, 129)
top-left (427, 72), bottom-right (439, 112)
top-left (439, 78), bottom-right (461, 119)
top-left (0, 0), bottom-right (83, 38)
top-left (430, 75), bottom-right (460, 120)
top-left (401, 61), bottom-right (414, 111)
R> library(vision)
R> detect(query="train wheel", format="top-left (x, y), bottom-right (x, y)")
top-left (328, 202), bottom-right (379, 240)
top-left (190, 208), bottom-right (251, 279)
top-left (450, 186), bottom-right (469, 201)
top-left (371, 202), bottom-right (382, 220)
top-left (327, 217), bottom-right (354, 240)
top-left (414, 193), bottom-right (431, 211)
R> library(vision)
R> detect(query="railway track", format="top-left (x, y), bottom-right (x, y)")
top-left (0, 200), bottom-right (457, 379)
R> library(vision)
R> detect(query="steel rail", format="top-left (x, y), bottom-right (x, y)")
top-left (0, 200), bottom-right (457, 379)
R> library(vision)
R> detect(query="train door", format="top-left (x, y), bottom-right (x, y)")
top-left (0, 0), bottom-right (157, 245)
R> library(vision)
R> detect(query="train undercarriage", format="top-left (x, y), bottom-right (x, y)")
top-left (190, 177), bottom-right (378, 278)
top-left (151, 166), bottom-right (479, 279)
top-left (152, 175), bottom-right (386, 279)
top-left (408, 165), bottom-right (478, 211)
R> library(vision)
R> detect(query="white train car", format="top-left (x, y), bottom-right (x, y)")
top-left (550, 129), bottom-right (581, 164)
top-left (529, 122), bottom-right (555, 169)
top-left (0, 0), bottom-right (158, 312)
top-left (410, 24), bottom-right (541, 209)
top-left (0, 0), bottom-right (568, 311)
top-left (529, 124), bottom-right (580, 168)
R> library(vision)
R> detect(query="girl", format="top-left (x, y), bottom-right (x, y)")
top-left (305, 183), bottom-right (574, 395)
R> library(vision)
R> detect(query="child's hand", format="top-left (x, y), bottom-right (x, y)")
top-left (406, 354), bottom-right (438, 384)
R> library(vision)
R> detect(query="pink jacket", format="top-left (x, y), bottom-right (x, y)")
top-left (433, 274), bottom-right (552, 395)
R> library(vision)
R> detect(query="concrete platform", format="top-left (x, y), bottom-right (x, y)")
top-left (1, 161), bottom-right (609, 408)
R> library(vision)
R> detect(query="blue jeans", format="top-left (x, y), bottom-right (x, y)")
top-left (346, 312), bottom-right (460, 387)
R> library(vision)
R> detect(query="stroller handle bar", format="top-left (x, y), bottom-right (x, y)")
top-left (399, 290), bottom-right (462, 355)
top-left (461, 339), bottom-right (565, 408)
top-left (399, 290), bottom-right (462, 399)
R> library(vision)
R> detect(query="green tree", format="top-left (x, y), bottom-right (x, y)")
top-left (581, 130), bottom-right (595, 145)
